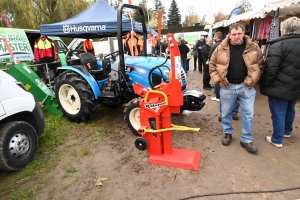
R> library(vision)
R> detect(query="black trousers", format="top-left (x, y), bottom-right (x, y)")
top-left (198, 53), bottom-right (203, 72)
top-left (193, 55), bottom-right (198, 70)
top-left (203, 64), bottom-right (211, 87)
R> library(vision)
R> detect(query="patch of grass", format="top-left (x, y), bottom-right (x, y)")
top-left (0, 108), bottom-right (74, 198)
top-left (82, 148), bottom-right (90, 156)
top-left (63, 166), bottom-right (77, 178)
top-left (10, 188), bottom-right (36, 200)
top-left (0, 104), bottom-right (123, 199)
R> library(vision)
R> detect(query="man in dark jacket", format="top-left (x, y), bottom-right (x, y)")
top-left (202, 38), bottom-right (213, 89)
top-left (178, 38), bottom-right (190, 72)
top-left (195, 36), bottom-right (205, 73)
top-left (260, 17), bottom-right (300, 148)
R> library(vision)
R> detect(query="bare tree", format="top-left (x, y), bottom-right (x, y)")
top-left (213, 11), bottom-right (229, 23)
top-left (235, 0), bottom-right (253, 14)
top-left (182, 6), bottom-right (200, 27)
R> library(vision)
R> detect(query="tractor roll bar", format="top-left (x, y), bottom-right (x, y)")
top-left (117, 4), bottom-right (147, 76)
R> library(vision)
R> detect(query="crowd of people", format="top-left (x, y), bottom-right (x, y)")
top-left (177, 16), bottom-right (300, 154)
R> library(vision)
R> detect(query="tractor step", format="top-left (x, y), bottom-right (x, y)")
top-left (99, 91), bottom-right (119, 98)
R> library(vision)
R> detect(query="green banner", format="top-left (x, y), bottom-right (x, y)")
top-left (0, 28), bottom-right (34, 62)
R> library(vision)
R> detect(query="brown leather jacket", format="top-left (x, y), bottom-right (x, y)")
top-left (209, 35), bottom-right (264, 89)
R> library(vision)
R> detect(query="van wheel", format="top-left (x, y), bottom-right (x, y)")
top-left (0, 121), bottom-right (38, 171)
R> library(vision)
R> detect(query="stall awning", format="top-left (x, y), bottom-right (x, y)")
top-left (264, 0), bottom-right (300, 15)
top-left (225, 8), bottom-right (266, 26)
top-left (204, 25), bottom-right (212, 30)
top-left (210, 8), bottom-right (266, 29)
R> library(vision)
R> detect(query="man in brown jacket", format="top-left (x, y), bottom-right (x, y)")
top-left (209, 23), bottom-right (264, 154)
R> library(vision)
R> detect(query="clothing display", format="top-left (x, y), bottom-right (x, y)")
top-left (251, 18), bottom-right (262, 40)
top-left (124, 31), bottom-right (143, 56)
top-left (258, 15), bottom-right (273, 39)
top-left (34, 36), bottom-right (58, 63)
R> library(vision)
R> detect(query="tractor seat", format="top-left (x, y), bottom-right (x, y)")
top-left (79, 52), bottom-right (102, 74)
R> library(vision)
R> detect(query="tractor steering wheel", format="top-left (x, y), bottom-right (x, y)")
top-left (66, 49), bottom-right (85, 60)
top-left (104, 50), bottom-right (119, 62)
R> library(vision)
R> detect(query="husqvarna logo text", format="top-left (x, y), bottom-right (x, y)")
top-left (63, 24), bottom-right (106, 33)
top-left (145, 101), bottom-right (166, 109)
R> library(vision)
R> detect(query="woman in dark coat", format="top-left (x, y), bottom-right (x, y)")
top-left (260, 17), bottom-right (300, 148)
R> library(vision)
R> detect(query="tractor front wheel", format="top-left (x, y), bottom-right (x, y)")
top-left (54, 72), bottom-right (98, 123)
top-left (123, 98), bottom-right (140, 136)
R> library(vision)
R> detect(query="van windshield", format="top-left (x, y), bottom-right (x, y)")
top-left (55, 40), bottom-right (69, 54)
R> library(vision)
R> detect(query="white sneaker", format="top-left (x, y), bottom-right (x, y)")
top-left (210, 97), bottom-right (220, 101)
top-left (284, 134), bottom-right (291, 138)
top-left (265, 136), bottom-right (282, 148)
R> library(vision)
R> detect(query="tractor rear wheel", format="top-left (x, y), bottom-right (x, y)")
top-left (123, 98), bottom-right (140, 136)
top-left (53, 72), bottom-right (98, 123)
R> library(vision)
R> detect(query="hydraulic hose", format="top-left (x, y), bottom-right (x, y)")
top-left (148, 56), bottom-right (170, 90)
top-left (177, 186), bottom-right (300, 200)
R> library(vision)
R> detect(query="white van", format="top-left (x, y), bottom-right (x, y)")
top-left (0, 28), bottom-right (69, 62)
top-left (174, 31), bottom-right (209, 48)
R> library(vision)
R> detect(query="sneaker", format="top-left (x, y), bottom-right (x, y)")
top-left (218, 115), bottom-right (222, 122)
top-left (240, 141), bottom-right (258, 154)
top-left (265, 136), bottom-right (282, 148)
top-left (232, 114), bottom-right (238, 120)
top-left (222, 134), bottom-right (232, 146)
top-left (211, 97), bottom-right (220, 101)
top-left (284, 134), bottom-right (291, 138)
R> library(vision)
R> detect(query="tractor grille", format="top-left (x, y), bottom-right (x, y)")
top-left (180, 68), bottom-right (187, 86)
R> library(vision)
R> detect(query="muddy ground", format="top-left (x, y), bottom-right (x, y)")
top-left (2, 64), bottom-right (300, 200)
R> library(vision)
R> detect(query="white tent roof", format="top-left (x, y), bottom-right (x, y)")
top-left (204, 24), bottom-right (212, 30)
top-left (264, 0), bottom-right (300, 15)
top-left (210, 8), bottom-right (266, 29)
top-left (225, 8), bottom-right (266, 26)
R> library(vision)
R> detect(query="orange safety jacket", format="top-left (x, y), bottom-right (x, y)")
top-left (124, 32), bottom-right (143, 56)
top-left (83, 39), bottom-right (95, 55)
top-left (147, 34), bottom-right (156, 47)
top-left (34, 36), bottom-right (58, 63)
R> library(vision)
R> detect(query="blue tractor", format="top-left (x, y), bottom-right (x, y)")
top-left (53, 4), bottom-right (206, 135)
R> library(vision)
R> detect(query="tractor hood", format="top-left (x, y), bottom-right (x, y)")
top-left (125, 56), bottom-right (170, 69)
top-left (124, 56), bottom-right (187, 90)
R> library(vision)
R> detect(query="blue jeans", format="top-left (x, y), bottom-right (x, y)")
top-left (181, 58), bottom-right (187, 72)
top-left (220, 100), bottom-right (239, 114)
top-left (220, 84), bottom-right (256, 143)
top-left (268, 97), bottom-right (298, 144)
top-left (216, 84), bottom-right (239, 114)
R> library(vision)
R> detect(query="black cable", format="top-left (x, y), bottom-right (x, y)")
top-left (177, 186), bottom-right (300, 200)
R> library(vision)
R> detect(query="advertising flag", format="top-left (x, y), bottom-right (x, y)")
top-left (228, 7), bottom-right (241, 20)
top-left (201, 14), bottom-right (207, 25)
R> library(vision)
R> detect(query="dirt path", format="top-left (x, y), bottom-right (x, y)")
top-left (4, 66), bottom-right (300, 200)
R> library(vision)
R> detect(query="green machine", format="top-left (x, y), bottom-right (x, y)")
top-left (5, 62), bottom-right (62, 115)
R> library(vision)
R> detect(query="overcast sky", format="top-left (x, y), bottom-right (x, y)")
top-left (131, 0), bottom-right (268, 24)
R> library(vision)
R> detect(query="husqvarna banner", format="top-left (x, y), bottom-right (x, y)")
top-left (0, 28), bottom-right (34, 62)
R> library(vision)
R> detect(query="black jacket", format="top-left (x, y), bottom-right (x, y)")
top-left (201, 44), bottom-right (210, 64)
top-left (209, 40), bottom-right (222, 59)
top-left (178, 42), bottom-right (190, 58)
top-left (259, 34), bottom-right (300, 100)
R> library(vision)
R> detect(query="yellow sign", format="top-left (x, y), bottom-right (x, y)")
top-left (25, 84), bottom-right (31, 90)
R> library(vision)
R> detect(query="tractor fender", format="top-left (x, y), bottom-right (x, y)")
top-left (56, 66), bottom-right (101, 99)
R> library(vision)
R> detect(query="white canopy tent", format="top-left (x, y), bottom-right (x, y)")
top-left (264, 0), bottom-right (300, 15)
top-left (210, 8), bottom-right (266, 29)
